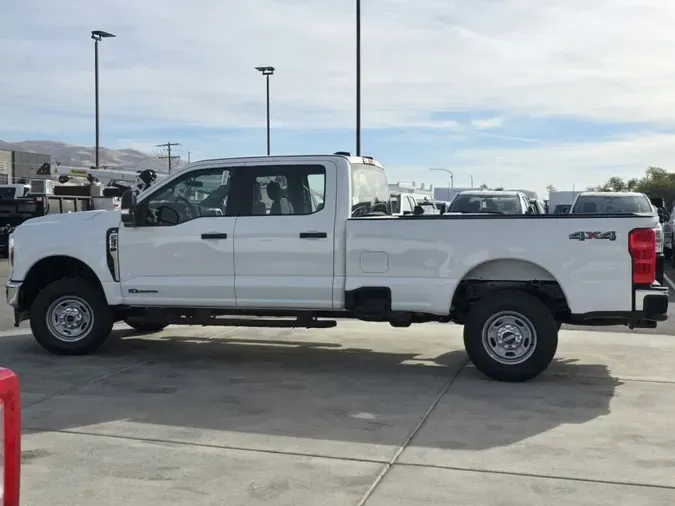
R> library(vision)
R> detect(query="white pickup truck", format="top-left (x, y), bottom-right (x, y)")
top-left (5, 154), bottom-right (670, 382)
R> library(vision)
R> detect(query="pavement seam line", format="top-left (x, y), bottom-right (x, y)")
top-left (398, 461), bottom-right (675, 491)
top-left (20, 427), bottom-right (390, 466)
top-left (24, 360), bottom-right (152, 409)
top-left (354, 356), bottom-right (470, 506)
top-left (21, 426), bottom-right (675, 493)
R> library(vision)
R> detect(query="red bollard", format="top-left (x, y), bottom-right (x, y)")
top-left (0, 368), bottom-right (20, 506)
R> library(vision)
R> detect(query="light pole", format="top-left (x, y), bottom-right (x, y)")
top-left (470, 175), bottom-right (474, 188)
top-left (91, 30), bottom-right (115, 170)
top-left (430, 168), bottom-right (454, 189)
top-left (356, 0), bottom-right (361, 156)
top-left (255, 66), bottom-right (275, 156)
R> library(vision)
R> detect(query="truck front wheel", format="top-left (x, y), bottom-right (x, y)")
top-left (30, 278), bottom-right (114, 355)
top-left (463, 291), bottom-right (558, 382)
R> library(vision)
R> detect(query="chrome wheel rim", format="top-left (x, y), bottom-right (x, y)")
top-left (46, 296), bottom-right (95, 343)
top-left (481, 311), bottom-right (537, 365)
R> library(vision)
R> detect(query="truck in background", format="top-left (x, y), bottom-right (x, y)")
top-left (548, 190), bottom-right (582, 214)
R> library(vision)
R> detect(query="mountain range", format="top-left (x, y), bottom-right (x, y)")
top-left (0, 140), bottom-right (183, 172)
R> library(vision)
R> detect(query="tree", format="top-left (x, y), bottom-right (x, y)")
top-left (546, 184), bottom-right (557, 194)
top-left (493, 186), bottom-right (504, 191)
top-left (589, 167), bottom-right (675, 193)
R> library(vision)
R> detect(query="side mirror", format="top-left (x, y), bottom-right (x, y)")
top-left (121, 190), bottom-right (136, 210)
top-left (413, 205), bottom-right (425, 216)
top-left (121, 190), bottom-right (138, 225)
top-left (660, 215), bottom-right (666, 224)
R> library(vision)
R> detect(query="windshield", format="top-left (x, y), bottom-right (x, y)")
top-left (448, 194), bottom-right (522, 214)
top-left (571, 195), bottom-right (653, 214)
top-left (351, 163), bottom-right (390, 216)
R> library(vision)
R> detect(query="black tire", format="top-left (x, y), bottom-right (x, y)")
top-left (124, 318), bottom-right (168, 333)
top-left (463, 291), bottom-right (558, 382)
top-left (30, 277), bottom-right (113, 355)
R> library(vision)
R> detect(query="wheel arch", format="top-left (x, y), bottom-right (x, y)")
top-left (450, 258), bottom-right (571, 322)
top-left (20, 255), bottom-right (105, 312)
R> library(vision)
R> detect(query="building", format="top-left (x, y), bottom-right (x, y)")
top-left (389, 181), bottom-right (434, 199)
top-left (0, 149), bottom-right (52, 183)
top-left (0, 150), bottom-right (10, 184)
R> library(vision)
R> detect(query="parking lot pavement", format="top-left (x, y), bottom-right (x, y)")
top-left (1, 321), bottom-right (674, 505)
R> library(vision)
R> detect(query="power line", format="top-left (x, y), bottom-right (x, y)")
top-left (156, 142), bottom-right (181, 173)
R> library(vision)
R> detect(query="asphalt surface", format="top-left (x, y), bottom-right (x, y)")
top-left (2, 322), bottom-right (675, 505)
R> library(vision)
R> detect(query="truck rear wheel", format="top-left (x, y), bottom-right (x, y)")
top-left (30, 278), bottom-right (114, 355)
top-left (463, 291), bottom-right (558, 382)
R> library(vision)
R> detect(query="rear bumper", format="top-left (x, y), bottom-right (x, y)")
top-left (656, 253), bottom-right (665, 285)
top-left (571, 285), bottom-right (669, 327)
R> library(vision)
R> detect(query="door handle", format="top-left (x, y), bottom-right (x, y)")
top-left (299, 232), bottom-right (327, 239)
top-left (201, 233), bottom-right (228, 239)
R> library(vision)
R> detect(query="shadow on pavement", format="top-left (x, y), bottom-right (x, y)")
top-left (3, 329), bottom-right (621, 454)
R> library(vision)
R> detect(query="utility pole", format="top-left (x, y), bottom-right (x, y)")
top-left (187, 151), bottom-right (191, 163)
top-left (156, 142), bottom-right (181, 173)
top-left (356, 0), bottom-right (362, 156)
top-left (90, 30), bottom-right (115, 169)
top-left (255, 66), bottom-right (275, 155)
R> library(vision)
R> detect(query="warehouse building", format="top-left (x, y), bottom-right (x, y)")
top-left (0, 149), bottom-right (51, 183)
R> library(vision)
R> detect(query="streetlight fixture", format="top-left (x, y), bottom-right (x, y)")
top-left (255, 66), bottom-right (275, 156)
top-left (91, 30), bottom-right (115, 170)
top-left (430, 168), bottom-right (454, 189)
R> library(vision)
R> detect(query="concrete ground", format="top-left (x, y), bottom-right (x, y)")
top-left (2, 321), bottom-right (675, 505)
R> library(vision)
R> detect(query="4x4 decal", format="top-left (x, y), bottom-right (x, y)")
top-left (569, 231), bottom-right (616, 241)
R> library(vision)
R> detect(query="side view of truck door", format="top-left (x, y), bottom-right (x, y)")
top-left (117, 164), bottom-right (237, 307)
top-left (231, 160), bottom-right (337, 309)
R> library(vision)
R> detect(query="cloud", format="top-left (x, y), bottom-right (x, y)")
top-left (471, 117), bottom-right (505, 130)
top-left (2, 0), bottom-right (675, 193)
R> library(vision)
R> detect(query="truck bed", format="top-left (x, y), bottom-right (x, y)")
top-left (345, 213), bottom-right (660, 316)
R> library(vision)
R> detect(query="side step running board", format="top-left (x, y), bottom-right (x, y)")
top-left (165, 317), bottom-right (337, 329)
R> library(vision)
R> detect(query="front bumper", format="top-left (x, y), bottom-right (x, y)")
top-left (5, 280), bottom-right (21, 308)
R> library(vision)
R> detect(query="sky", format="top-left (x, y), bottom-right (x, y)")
top-left (3, 0), bottom-right (675, 196)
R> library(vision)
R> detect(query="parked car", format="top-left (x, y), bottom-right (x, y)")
top-left (6, 155), bottom-right (668, 382)
top-left (447, 190), bottom-right (534, 214)
top-left (390, 191), bottom-right (417, 216)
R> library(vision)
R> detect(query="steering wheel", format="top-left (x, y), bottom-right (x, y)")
top-left (175, 196), bottom-right (197, 219)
